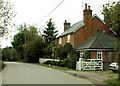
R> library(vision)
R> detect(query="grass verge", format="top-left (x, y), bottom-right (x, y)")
top-left (40, 63), bottom-right (73, 71)
top-left (107, 78), bottom-right (120, 86)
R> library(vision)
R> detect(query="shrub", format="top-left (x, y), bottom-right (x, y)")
top-left (56, 60), bottom-right (65, 67)
top-left (44, 60), bottom-right (51, 65)
top-left (50, 60), bottom-right (57, 65)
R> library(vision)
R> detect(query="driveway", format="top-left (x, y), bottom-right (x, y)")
top-left (1, 62), bottom-right (94, 84)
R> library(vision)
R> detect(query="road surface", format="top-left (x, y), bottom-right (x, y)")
top-left (0, 62), bottom-right (94, 84)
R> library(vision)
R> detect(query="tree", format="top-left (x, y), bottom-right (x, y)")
top-left (102, 1), bottom-right (120, 37)
top-left (56, 43), bottom-right (78, 69)
top-left (12, 32), bottom-right (25, 60)
top-left (0, 0), bottom-right (15, 37)
top-left (102, 1), bottom-right (120, 81)
top-left (2, 47), bottom-right (16, 61)
top-left (43, 19), bottom-right (58, 44)
top-left (56, 46), bottom-right (67, 60)
top-left (12, 24), bottom-right (45, 63)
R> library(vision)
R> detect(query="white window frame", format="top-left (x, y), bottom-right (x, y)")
top-left (59, 38), bottom-right (62, 44)
top-left (97, 51), bottom-right (102, 60)
top-left (67, 34), bottom-right (70, 43)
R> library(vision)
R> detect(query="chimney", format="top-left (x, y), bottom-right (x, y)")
top-left (64, 20), bottom-right (70, 31)
top-left (83, 3), bottom-right (93, 40)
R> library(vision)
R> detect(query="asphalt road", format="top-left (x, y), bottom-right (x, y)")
top-left (1, 62), bottom-right (94, 84)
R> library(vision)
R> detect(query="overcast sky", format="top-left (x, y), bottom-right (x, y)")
top-left (1, 0), bottom-right (119, 48)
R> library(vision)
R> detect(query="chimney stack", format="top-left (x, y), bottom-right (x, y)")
top-left (64, 20), bottom-right (70, 31)
top-left (83, 3), bottom-right (93, 40)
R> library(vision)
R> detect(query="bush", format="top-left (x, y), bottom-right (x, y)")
top-left (50, 60), bottom-right (57, 65)
top-left (56, 60), bottom-right (65, 67)
top-left (44, 60), bottom-right (51, 65)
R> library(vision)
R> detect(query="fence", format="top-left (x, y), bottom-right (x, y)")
top-left (76, 58), bottom-right (103, 70)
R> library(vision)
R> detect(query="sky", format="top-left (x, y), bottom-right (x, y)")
top-left (0, 0), bottom-right (119, 48)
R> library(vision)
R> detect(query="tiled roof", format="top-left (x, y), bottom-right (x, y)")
top-left (58, 14), bottom-right (104, 37)
top-left (58, 20), bottom-right (84, 37)
top-left (76, 32), bottom-right (116, 50)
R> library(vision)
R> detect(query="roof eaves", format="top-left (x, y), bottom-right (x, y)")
top-left (110, 28), bottom-right (117, 35)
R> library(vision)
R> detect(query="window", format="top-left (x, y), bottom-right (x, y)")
top-left (97, 51), bottom-right (102, 59)
top-left (67, 34), bottom-right (70, 43)
top-left (59, 38), bottom-right (62, 44)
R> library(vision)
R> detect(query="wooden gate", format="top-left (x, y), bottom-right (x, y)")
top-left (76, 58), bottom-right (103, 70)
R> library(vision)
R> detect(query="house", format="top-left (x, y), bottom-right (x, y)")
top-left (57, 3), bottom-right (117, 67)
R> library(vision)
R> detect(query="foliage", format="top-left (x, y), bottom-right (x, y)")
top-left (102, 1), bottom-right (120, 81)
top-left (53, 43), bottom-right (78, 69)
top-left (56, 60), bottom-right (65, 67)
top-left (102, 1), bottom-right (120, 37)
top-left (117, 50), bottom-right (120, 80)
top-left (12, 24), bottom-right (45, 63)
top-left (67, 51), bottom-right (78, 69)
top-left (56, 46), bottom-right (67, 60)
top-left (44, 60), bottom-right (51, 65)
top-left (24, 36), bottom-right (45, 63)
top-left (43, 44), bottom-right (57, 59)
top-left (42, 19), bottom-right (58, 44)
top-left (64, 43), bottom-right (73, 53)
top-left (0, 0), bottom-right (16, 37)
top-left (49, 60), bottom-right (57, 65)
top-left (42, 19), bottom-right (58, 59)
top-left (2, 47), bottom-right (17, 61)
top-left (56, 43), bottom-right (74, 60)
top-left (83, 51), bottom-right (90, 59)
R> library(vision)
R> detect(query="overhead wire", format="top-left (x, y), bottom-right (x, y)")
top-left (35, 0), bottom-right (64, 26)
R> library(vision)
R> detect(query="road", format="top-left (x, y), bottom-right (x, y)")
top-left (1, 62), bottom-right (94, 84)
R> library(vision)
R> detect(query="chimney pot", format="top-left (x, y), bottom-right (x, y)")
top-left (65, 20), bottom-right (67, 23)
top-left (88, 6), bottom-right (91, 9)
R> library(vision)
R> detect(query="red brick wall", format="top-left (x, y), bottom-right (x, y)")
top-left (62, 36), bottom-right (67, 46)
top-left (102, 51), bottom-right (106, 62)
top-left (70, 34), bottom-right (75, 48)
top-left (74, 27), bottom-right (84, 48)
top-left (111, 52), bottom-right (117, 62)
top-left (90, 51), bottom-right (97, 59)
top-left (92, 17), bottom-right (105, 33)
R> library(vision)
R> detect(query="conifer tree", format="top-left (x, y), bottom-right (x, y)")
top-left (43, 19), bottom-right (58, 44)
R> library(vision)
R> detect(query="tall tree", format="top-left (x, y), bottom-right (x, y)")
top-left (102, 1), bottom-right (120, 81)
top-left (43, 19), bottom-right (58, 44)
top-left (12, 24), bottom-right (45, 63)
top-left (0, 0), bottom-right (15, 37)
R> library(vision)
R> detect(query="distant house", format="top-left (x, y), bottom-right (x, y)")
top-left (57, 4), bottom-right (117, 65)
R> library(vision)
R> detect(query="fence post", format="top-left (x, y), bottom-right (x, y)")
top-left (79, 58), bottom-right (83, 70)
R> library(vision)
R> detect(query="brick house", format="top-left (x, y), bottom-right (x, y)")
top-left (57, 4), bottom-right (117, 65)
